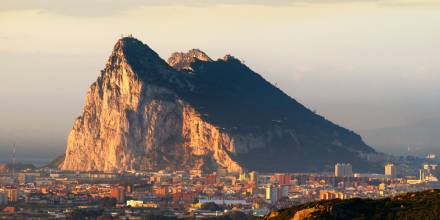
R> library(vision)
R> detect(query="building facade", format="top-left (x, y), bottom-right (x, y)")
top-left (335, 163), bottom-right (353, 177)
top-left (5, 187), bottom-right (19, 202)
top-left (110, 186), bottom-right (126, 204)
top-left (385, 163), bottom-right (397, 178)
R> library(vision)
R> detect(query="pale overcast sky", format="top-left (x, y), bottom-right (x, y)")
top-left (0, 0), bottom-right (439, 161)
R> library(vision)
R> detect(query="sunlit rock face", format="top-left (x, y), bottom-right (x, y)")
top-left (61, 38), bottom-right (241, 173)
top-left (61, 37), bottom-right (377, 173)
top-left (167, 49), bottom-right (212, 72)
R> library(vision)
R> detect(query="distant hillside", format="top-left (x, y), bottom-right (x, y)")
top-left (361, 118), bottom-right (440, 156)
top-left (44, 154), bottom-right (65, 168)
top-left (0, 162), bottom-right (35, 172)
top-left (259, 189), bottom-right (440, 220)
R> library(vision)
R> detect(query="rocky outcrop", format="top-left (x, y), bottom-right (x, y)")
top-left (291, 208), bottom-right (319, 220)
top-left (264, 206), bottom-right (321, 220)
top-left (61, 37), bottom-right (377, 173)
top-left (167, 49), bottom-right (212, 72)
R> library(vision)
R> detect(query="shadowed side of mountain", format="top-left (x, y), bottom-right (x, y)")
top-left (171, 51), bottom-right (377, 172)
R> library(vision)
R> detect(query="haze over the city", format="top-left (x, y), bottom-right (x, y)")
top-left (0, 0), bottom-right (439, 163)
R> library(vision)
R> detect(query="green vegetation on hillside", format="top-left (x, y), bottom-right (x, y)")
top-left (260, 189), bottom-right (440, 220)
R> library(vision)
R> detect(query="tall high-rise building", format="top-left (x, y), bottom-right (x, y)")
top-left (384, 163), bottom-right (397, 178)
top-left (0, 192), bottom-right (6, 205)
top-left (420, 169), bottom-right (426, 182)
top-left (239, 172), bottom-right (248, 182)
top-left (110, 185), bottom-right (126, 204)
top-left (280, 185), bottom-right (289, 198)
top-left (265, 185), bottom-right (278, 204)
top-left (335, 163), bottom-right (342, 177)
top-left (5, 187), bottom-right (18, 202)
top-left (335, 163), bottom-right (353, 177)
top-left (419, 164), bottom-right (439, 182)
top-left (249, 171), bottom-right (258, 186)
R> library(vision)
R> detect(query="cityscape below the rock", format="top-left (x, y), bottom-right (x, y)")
top-left (0, 153), bottom-right (439, 219)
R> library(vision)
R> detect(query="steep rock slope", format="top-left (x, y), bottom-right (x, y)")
top-left (61, 37), bottom-right (376, 173)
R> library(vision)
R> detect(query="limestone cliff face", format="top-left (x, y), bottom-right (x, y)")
top-left (62, 38), bottom-right (243, 172)
top-left (61, 37), bottom-right (377, 173)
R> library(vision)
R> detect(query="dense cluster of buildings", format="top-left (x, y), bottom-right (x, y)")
top-left (0, 159), bottom-right (438, 219)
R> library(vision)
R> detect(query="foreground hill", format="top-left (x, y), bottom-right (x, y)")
top-left (260, 189), bottom-right (440, 220)
top-left (61, 37), bottom-right (376, 173)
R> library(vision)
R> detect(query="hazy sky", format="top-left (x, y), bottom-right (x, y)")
top-left (0, 0), bottom-right (439, 161)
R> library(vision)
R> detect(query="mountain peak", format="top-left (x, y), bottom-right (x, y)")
top-left (111, 36), bottom-right (149, 57)
top-left (107, 36), bottom-right (172, 79)
top-left (118, 36), bottom-right (163, 63)
top-left (167, 49), bottom-right (212, 72)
